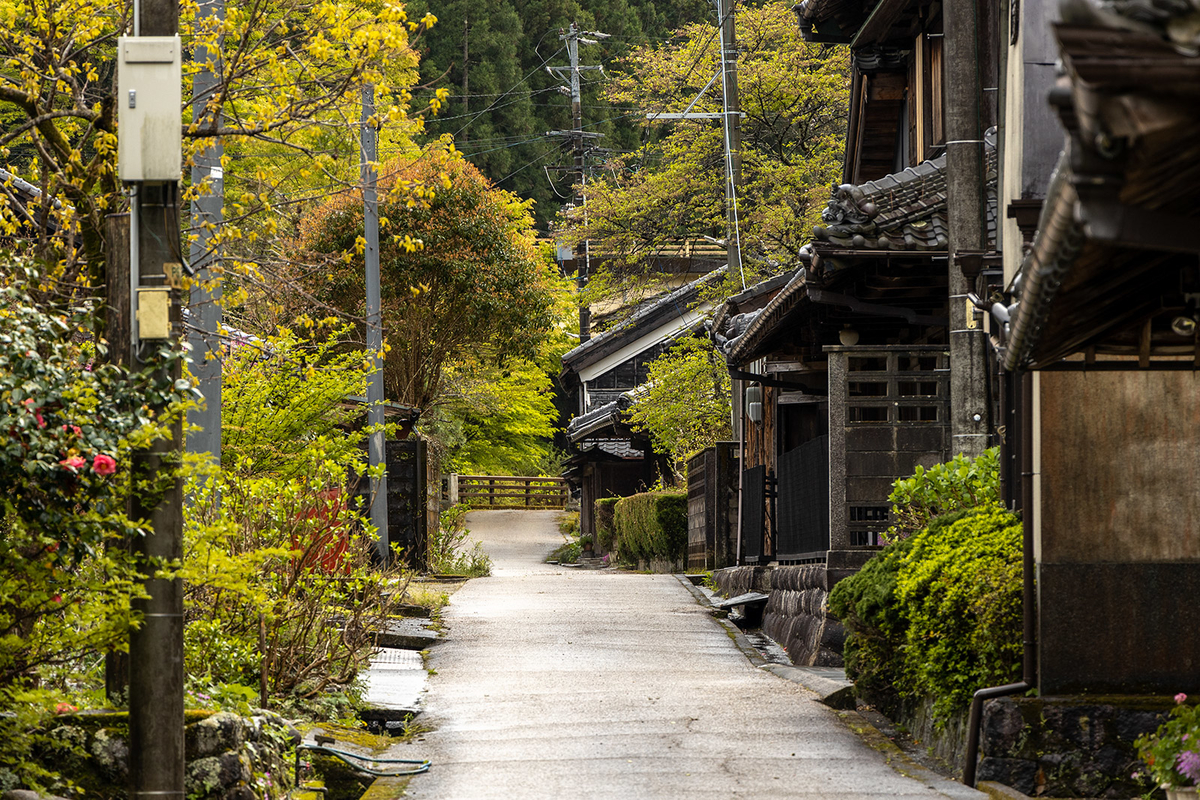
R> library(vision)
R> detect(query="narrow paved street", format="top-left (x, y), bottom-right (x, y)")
top-left (404, 510), bottom-right (975, 799)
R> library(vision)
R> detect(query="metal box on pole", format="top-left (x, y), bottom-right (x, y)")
top-left (117, 36), bottom-right (182, 182)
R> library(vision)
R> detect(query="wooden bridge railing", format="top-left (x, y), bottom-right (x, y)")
top-left (450, 474), bottom-right (569, 510)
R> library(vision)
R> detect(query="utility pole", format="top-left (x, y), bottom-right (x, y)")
top-left (717, 0), bottom-right (744, 288)
top-left (118, 0), bottom-right (185, 797)
top-left (550, 23), bottom-right (607, 342)
top-left (461, 18), bottom-right (469, 145)
top-left (187, 0), bottom-right (223, 485)
top-left (645, 0), bottom-right (745, 289)
top-left (362, 85), bottom-right (389, 564)
top-left (944, 0), bottom-right (990, 457)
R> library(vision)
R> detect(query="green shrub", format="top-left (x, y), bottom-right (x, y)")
top-left (829, 506), bottom-right (1022, 725)
top-left (594, 497), bottom-right (619, 552)
top-left (828, 531), bottom-right (919, 716)
top-left (886, 446), bottom-right (1000, 542)
top-left (897, 504), bottom-right (1023, 722)
top-left (613, 491), bottom-right (687, 564)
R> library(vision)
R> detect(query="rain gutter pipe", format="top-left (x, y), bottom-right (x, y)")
top-left (962, 371), bottom-right (1037, 787)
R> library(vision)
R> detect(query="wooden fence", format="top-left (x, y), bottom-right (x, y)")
top-left (451, 474), bottom-right (569, 510)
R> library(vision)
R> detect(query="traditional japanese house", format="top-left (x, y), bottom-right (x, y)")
top-left (1001, 2), bottom-right (1200, 698)
top-left (705, 0), bottom-right (1004, 667)
top-left (561, 269), bottom-right (726, 539)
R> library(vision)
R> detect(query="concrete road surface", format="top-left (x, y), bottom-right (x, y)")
top-left (400, 509), bottom-right (977, 800)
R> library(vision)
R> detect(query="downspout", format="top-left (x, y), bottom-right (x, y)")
top-left (963, 370), bottom-right (1037, 786)
top-left (735, 378), bottom-right (745, 565)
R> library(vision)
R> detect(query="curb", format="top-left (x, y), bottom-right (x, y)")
top-left (674, 574), bottom-right (765, 667)
top-left (759, 663), bottom-right (856, 709)
top-left (835, 710), bottom-right (988, 800)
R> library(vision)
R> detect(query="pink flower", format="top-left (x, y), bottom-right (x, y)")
top-left (92, 454), bottom-right (117, 476)
top-left (1177, 693), bottom-right (1189, 704)
top-left (72, 425), bottom-right (81, 437)
top-left (35, 411), bottom-right (45, 428)
top-left (59, 455), bottom-right (86, 472)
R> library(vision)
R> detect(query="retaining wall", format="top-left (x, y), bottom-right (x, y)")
top-left (712, 565), bottom-right (845, 666)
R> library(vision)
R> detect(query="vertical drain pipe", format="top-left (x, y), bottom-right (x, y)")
top-left (963, 370), bottom-right (1037, 786)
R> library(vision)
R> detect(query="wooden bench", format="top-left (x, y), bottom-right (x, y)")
top-left (715, 591), bottom-right (770, 628)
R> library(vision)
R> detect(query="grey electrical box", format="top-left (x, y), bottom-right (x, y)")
top-left (117, 36), bottom-right (182, 182)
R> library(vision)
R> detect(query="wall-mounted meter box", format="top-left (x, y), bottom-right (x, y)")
top-left (117, 36), bottom-right (182, 182)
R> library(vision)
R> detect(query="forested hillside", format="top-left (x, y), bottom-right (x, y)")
top-left (406, 0), bottom-right (712, 228)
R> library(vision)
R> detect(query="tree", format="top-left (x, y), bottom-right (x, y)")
top-left (0, 259), bottom-right (190, 684)
top-left (430, 355), bottom-right (563, 476)
top-left (0, 0), bottom-right (442, 305)
top-left (296, 147), bottom-right (564, 411)
top-left (404, 0), bottom-right (712, 229)
top-left (565, 1), bottom-right (849, 295)
top-left (626, 335), bottom-right (731, 477)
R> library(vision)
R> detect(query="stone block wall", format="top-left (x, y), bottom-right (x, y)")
top-left (712, 565), bottom-right (845, 666)
top-left (977, 695), bottom-right (1171, 798)
top-left (1, 710), bottom-right (299, 800)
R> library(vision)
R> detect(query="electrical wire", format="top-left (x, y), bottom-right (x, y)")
top-left (452, 46), bottom-right (566, 137)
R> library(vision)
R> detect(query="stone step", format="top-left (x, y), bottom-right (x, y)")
top-left (375, 618), bottom-right (439, 650)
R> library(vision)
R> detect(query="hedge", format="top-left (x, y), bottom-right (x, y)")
top-left (613, 491), bottom-right (687, 564)
top-left (594, 497), bottom-right (619, 553)
top-left (828, 505), bottom-right (1022, 725)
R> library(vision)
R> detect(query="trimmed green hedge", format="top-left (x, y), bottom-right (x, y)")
top-left (613, 491), bottom-right (687, 564)
top-left (594, 497), bottom-right (619, 553)
top-left (829, 505), bottom-right (1022, 725)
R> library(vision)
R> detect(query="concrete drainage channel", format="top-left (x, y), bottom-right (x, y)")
top-left (676, 575), bottom-right (988, 800)
top-left (297, 612), bottom-right (439, 800)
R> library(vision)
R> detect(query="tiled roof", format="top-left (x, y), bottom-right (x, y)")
top-left (586, 440), bottom-right (645, 460)
top-left (560, 267), bottom-right (727, 369)
top-left (811, 130), bottom-right (998, 252)
top-left (854, 46), bottom-right (909, 71)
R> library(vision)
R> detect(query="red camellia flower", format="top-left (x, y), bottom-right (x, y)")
top-left (59, 455), bottom-right (86, 471)
top-left (92, 454), bottom-right (117, 476)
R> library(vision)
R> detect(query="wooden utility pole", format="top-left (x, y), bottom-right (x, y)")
top-left (123, 0), bottom-right (185, 796)
top-left (943, 0), bottom-right (990, 457)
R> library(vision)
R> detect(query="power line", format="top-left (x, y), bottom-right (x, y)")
top-left (452, 45), bottom-right (566, 137)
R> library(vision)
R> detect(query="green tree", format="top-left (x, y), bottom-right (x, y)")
top-left (296, 147), bottom-right (564, 411)
top-left (405, 0), bottom-right (712, 229)
top-left (0, 259), bottom-right (190, 684)
top-left (566, 1), bottom-right (849, 295)
top-left (626, 335), bottom-right (731, 477)
top-left (0, 0), bottom-right (442, 303)
top-left (431, 355), bottom-right (563, 475)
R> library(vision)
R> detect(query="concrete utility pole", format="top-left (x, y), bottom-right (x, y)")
top-left (119, 0), bottom-right (185, 796)
top-left (362, 85), bottom-right (389, 564)
top-left (553, 23), bottom-right (607, 342)
top-left (187, 0), bottom-right (224, 484)
top-left (943, 0), bottom-right (990, 457)
top-left (461, 18), bottom-right (469, 145)
top-left (645, 0), bottom-right (745, 289)
top-left (717, 0), bottom-right (744, 288)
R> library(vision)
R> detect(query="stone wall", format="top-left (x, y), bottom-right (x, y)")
top-left (1, 710), bottom-right (299, 800)
top-left (977, 695), bottom-right (1170, 798)
top-left (712, 565), bottom-right (845, 666)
